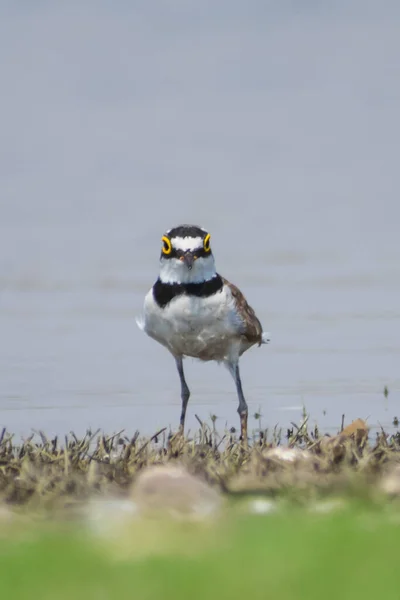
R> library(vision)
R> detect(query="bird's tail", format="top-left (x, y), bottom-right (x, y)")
top-left (261, 331), bottom-right (271, 344)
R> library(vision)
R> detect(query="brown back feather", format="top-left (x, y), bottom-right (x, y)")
top-left (222, 277), bottom-right (263, 345)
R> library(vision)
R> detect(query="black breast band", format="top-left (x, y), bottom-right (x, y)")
top-left (153, 275), bottom-right (224, 308)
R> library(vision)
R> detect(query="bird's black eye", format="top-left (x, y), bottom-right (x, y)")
top-left (203, 233), bottom-right (211, 252)
top-left (161, 236), bottom-right (172, 255)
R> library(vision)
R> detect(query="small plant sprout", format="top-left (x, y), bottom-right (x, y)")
top-left (253, 407), bottom-right (263, 431)
top-left (210, 414), bottom-right (218, 446)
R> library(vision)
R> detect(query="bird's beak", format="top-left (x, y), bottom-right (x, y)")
top-left (183, 252), bottom-right (195, 270)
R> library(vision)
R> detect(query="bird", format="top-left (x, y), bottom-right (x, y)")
top-left (137, 224), bottom-right (270, 444)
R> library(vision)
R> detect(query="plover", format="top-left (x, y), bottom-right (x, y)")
top-left (137, 225), bottom-right (270, 443)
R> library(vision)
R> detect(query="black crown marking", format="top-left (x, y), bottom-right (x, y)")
top-left (166, 225), bottom-right (207, 239)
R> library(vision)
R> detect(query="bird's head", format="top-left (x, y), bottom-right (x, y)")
top-left (158, 224), bottom-right (216, 284)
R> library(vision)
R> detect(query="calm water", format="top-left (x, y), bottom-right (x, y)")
top-left (1, 3), bottom-right (399, 439)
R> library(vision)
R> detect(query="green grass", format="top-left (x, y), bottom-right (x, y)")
top-left (1, 504), bottom-right (399, 600)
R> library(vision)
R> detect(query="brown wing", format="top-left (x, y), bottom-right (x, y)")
top-left (222, 277), bottom-right (263, 346)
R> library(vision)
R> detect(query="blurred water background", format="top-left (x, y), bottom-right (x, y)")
top-left (1, 1), bottom-right (399, 439)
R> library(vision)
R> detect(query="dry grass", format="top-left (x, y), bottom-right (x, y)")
top-left (1, 416), bottom-right (400, 510)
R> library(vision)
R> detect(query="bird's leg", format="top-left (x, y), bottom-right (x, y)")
top-left (175, 356), bottom-right (190, 435)
top-left (227, 361), bottom-right (248, 446)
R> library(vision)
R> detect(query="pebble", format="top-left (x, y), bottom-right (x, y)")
top-left (130, 464), bottom-right (222, 519)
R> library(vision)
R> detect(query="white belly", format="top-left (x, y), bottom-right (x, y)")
top-left (141, 286), bottom-right (246, 361)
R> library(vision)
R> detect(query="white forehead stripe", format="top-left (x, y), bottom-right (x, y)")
top-left (171, 236), bottom-right (203, 251)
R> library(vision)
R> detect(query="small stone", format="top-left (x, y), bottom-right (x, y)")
top-left (263, 446), bottom-right (311, 463)
top-left (130, 465), bottom-right (222, 519)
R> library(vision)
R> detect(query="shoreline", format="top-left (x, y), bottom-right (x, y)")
top-left (0, 417), bottom-right (399, 508)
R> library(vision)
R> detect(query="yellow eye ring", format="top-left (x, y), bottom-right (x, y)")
top-left (203, 233), bottom-right (211, 252)
top-left (161, 236), bottom-right (172, 255)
